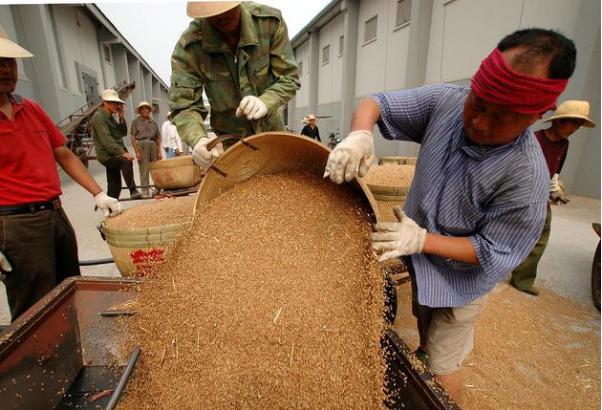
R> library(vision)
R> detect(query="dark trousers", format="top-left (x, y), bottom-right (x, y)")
top-left (511, 205), bottom-right (552, 290)
top-left (1, 208), bottom-right (80, 320)
top-left (103, 157), bottom-right (137, 199)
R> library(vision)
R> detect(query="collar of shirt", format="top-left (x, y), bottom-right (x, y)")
top-left (1, 94), bottom-right (25, 120)
top-left (460, 130), bottom-right (529, 161)
top-left (201, 4), bottom-right (259, 52)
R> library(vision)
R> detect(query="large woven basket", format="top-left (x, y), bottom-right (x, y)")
top-left (149, 156), bottom-right (202, 190)
top-left (194, 132), bottom-right (380, 220)
top-left (363, 164), bottom-right (415, 223)
top-left (102, 218), bottom-right (192, 277)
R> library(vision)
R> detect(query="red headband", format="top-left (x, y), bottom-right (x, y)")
top-left (470, 48), bottom-right (568, 115)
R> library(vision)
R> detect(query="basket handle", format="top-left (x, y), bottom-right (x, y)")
top-left (206, 134), bottom-right (242, 151)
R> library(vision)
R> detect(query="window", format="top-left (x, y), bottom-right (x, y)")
top-left (395, 0), bottom-right (411, 27)
top-left (338, 35), bottom-right (344, 56)
top-left (364, 15), bottom-right (377, 43)
top-left (103, 44), bottom-right (112, 63)
top-left (297, 61), bottom-right (303, 75)
top-left (322, 44), bottom-right (330, 65)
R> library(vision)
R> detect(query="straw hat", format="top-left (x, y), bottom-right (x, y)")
top-left (0, 24), bottom-right (33, 58)
top-left (307, 114), bottom-right (316, 121)
top-left (136, 101), bottom-right (152, 113)
top-left (101, 89), bottom-right (125, 104)
top-left (187, 1), bottom-right (242, 18)
top-left (545, 100), bottom-right (596, 128)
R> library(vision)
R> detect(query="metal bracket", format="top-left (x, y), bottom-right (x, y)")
top-left (209, 164), bottom-right (227, 178)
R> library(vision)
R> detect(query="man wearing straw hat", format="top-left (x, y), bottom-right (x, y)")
top-left (169, 1), bottom-right (299, 169)
top-left (131, 101), bottom-right (161, 197)
top-left (511, 100), bottom-right (596, 295)
top-left (301, 114), bottom-right (321, 142)
top-left (92, 90), bottom-right (142, 200)
top-left (325, 28), bottom-right (577, 404)
top-left (0, 25), bottom-right (123, 320)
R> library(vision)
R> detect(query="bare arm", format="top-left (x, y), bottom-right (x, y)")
top-left (53, 146), bottom-right (102, 196)
top-left (422, 233), bottom-right (479, 264)
top-left (351, 98), bottom-right (381, 132)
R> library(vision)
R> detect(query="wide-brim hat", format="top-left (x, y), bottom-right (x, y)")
top-left (136, 101), bottom-right (152, 113)
top-left (187, 1), bottom-right (242, 18)
top-left (101, 89), bottom-right (125, 104)
top-left (545, 100), bottom-right (596, 128)
top-left (0, 24), bottom-right (33, 58)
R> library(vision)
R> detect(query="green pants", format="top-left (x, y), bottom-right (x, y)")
top-left (511, 206), bottom-right (552, 290)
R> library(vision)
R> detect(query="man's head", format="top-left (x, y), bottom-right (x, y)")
top-left (0, 24), bottom-right (33, 96)
top-left (308, 114), bottom-right (316, 125)
top-left (101, 89), bottom-right (125, 115)
top-left (187, 1), bottom-right (241, 33)
top-left (136, 101), bottom-right (152, 118)
top-left (464, 29), bottom-right (576, 146)
top-left (545, 100), bottom-right (595, 140)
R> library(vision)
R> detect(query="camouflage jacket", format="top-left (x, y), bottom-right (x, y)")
top-left (91, 108), bottom-right (128, 165)
top-left (168, 1), bottom-right (300, 148)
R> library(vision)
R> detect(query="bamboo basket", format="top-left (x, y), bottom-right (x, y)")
top-left (102, 220), bottom-right (192, 277)
top-left (364, 164), bottom-right (415, 223)
top-left (194, 132), bottom-right (380, 219)
top-left (379, 156), bottom-right (417, 166)
top-left (149, 156), bottom-right (202, 190)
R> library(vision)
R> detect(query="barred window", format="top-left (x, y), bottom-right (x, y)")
top-left (322, 45), bottom-right (330, 65)
top-left (395, 0), bottom-right (411, 27)
top-left (364, 15), bottom-right (377, 43)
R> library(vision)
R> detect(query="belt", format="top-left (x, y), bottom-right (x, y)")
top-left (0, 198), bottom-right (61, 216)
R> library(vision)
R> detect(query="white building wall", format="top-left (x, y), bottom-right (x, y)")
top-left (294, 40), bottom-right (311, 109)
top-left (384, 0), bottom-right (411, 91)
top-left (355, 0), bottom-right (388, 97)
top-left (317, 13), bottom-right (344, 106)
top-left (53, 6), bottom-right (103, 94)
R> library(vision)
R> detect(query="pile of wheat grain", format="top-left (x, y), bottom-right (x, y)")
top-left (118, 173), bottom-right (387, 409)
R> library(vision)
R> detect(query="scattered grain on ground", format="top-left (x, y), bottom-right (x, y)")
top-left (393, 282), bottom-right (601, 410)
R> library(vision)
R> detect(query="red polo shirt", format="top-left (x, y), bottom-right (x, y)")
top-left (0, 94), bottom-right (66, 205)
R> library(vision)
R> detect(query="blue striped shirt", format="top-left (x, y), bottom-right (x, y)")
top-left (372, 84), bottom-right (548, 307)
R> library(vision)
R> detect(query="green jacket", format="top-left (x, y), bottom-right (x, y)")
top-left (168, 1), bottom-right (300, 148)
top-left (91, 108), bottom-right (128, 164)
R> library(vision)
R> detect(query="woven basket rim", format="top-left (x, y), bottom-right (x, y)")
top-left (148, 156), bottom-right (197, 170)
top-left (102, 220), bottom-right (192, 235)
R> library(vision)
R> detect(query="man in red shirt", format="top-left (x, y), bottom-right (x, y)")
top-left (0, 26), bottom-right (123, 320)
top-left (511, 100), bottom-right (596, 295)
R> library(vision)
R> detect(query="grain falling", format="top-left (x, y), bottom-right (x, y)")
top-left (118, 173), bottom-right (386, 409)
top-left (105, 196), bottom-right (196, 229)
top-left (363, 164), bottom-right (415, 188)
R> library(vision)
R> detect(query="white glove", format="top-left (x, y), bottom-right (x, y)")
top-left (235, 96), bottom-right (268, 120)
top-left (324, 130), bottom-right (376, 184)
top-left (0, 250), bottom-right (12, 273)
top-left (94, 192), bottom-right (123, 218)
top-left (192, 136), bottom-right (220, 169)
top-left (372, 207), bottom-right (427, 262)
top-left (550, 173), bottom-right (562, 192)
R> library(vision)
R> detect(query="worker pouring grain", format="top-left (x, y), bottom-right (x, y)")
top-left (169, 1), bottom-right (300, 170)
top-left (325, 28), bottom-right (577, 405)
top-left (0, 25), bottom-right (122, 321)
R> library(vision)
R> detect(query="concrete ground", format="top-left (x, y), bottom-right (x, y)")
top-left (0, 162), bottom-right (600, 322)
